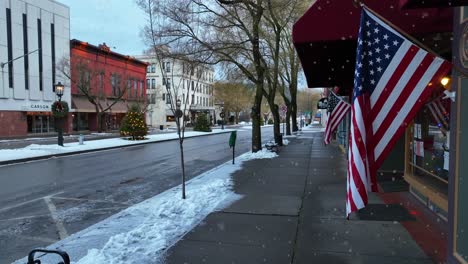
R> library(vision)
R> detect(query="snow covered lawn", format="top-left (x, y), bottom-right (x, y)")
top-left (14, 149), bottom-right (278, 264)
top-left (0, 129), bottom-right (233, 163)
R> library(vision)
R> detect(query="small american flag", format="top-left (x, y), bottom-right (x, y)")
top-left (426, 96), bottom-right (450, 131)
top-left (346, 7), bottom-right (452, 217)
top-left (324, 92), bottom-right (351, 145)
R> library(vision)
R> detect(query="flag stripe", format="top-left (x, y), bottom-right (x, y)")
top-left (372, 53), bottom-right (435, 145)
top-left (371, 41), bottom-right (413, 107)
top-left (324, 95), bottom-right (351, 145)
top-left (374, 58), bottom-right (447, 166)
top-left (372, 47), bottom-right (426, 131)
top-left (324, 103), bottom-right (345, 141)
top-left (324, 102), bottom-right (350, 144)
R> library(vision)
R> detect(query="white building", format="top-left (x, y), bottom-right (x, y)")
top-left (0, 0), bottom-right (70, 137)
top-left (136, 55), bottom-right (215, 128)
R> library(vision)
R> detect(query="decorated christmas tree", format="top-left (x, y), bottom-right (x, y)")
top-left (193, 113), bottom-right (212, 132)
top-left (120, 104), bottom-right (148, 140)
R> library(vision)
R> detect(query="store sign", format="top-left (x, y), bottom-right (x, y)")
top-left (22, 104), bottom-right (51, 111)
top-left (317, 98), bottom-right (328, 109)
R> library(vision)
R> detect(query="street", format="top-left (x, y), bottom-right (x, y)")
top-left (0, 127), bottom-right (275, 263)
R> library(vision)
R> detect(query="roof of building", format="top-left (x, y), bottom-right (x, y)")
top-left (70, 39), bottom-right (148, 67)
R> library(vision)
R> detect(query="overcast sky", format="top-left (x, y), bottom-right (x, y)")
top-left (60, 0), bottom-right (147, 56)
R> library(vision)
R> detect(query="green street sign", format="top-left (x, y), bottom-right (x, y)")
top-left (229, 131), bottom-right (237, 148)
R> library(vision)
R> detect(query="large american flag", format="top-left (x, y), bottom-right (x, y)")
top-left (324, 92), bottom-right (351, 145)
top-left (346, 8), bottom-right (451, 216)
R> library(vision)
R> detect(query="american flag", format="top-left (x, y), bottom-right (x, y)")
top-left (346, 8), bottom-right (451, 217)
top-left (324, 92), bottom-right (351, 145)
top-left (426, 97), bottom-right (450, 131)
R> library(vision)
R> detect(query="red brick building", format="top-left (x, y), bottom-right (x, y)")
top-left (70, 39), bottom-right (147, 132)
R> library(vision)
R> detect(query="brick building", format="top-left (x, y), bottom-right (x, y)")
top-left (70, 40), bottom-right (147, 132)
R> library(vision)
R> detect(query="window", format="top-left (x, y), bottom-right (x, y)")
top-left (192, 94), bottom-right (194, 104)
top-left (197, 96), bottom-right (199, 105)
top-left (147, 79), bottom-right (150, 90)
top-left (99, 73), bottom-right (104, 94)
top-left (111, 74), bottom-right (120, 96)
top-left (183, 93), bottom-right (185, 104)
top-left (151, 63), bottom-right (156, 73)
top-left (166, 93), bottom-right (171, 104)
top-left (191, 81), bottom-right (194, 91)
top-left (140, 81), bottom-right (144, 97)
top-left (165, 62), bottom-right (170, 73)
top-left (51, 23), bottom-right (55, 90)
top-left (162, 93), bottom-right (166, 101)
top-left (134, 80), bottom-right (138, 97)
top-left (163, 78), bottom-right (166, 85)
top-left (6, 8), bottom-right (13, 88)
top-left (151, 79), bottom-right (156, 89)
top-left (146, 65), bottom-right (151, 73)
top-left (166, 78), bottom-right (171, 89)
top-left (23, 13), bottom-right (29, 90)
top-left (37, 18), bottom-right (43, 91)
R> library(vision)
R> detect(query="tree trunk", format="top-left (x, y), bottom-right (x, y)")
top-left (97, 112), bottom-right (104, 133)
top-left (291, 102), bottom-right (298, 132)
top-left (268, 101), bottom-right (282, 145)
top-left (251, 89), bottom-right (262, 152)
top-left (179, 137), bottom-right (186, 199)
top-left (286, 110), bottom-right (291, 135)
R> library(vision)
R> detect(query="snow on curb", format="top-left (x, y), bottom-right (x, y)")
top-left (0, 129), bottom-right (234, 163)
top-left (14, 149), bottom-right (278, 264)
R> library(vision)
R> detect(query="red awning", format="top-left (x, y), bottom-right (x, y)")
top-left (399, 0), bottom-right (468, 9)
top-left (293, 0), bottom-right (453, 90)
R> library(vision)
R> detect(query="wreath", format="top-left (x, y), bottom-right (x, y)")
top-left (51, 101), bottom-right (69, 118)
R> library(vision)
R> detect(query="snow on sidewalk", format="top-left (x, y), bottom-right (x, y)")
top-left (0, 129), bottom-right (233, 163)
top-left (14, 149), bottom-right (278, 264)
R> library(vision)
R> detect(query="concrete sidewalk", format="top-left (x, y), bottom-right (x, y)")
top-left (163, 130), bottom-right (435, 264)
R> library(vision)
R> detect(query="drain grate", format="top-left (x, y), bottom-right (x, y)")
top-left (357, 204), bottom-right (415, 221)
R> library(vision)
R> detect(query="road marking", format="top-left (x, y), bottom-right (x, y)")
top-left (0, 191), bottom-right (64, 213)
top-left (52, 196), bottom-right (131, 205)
top-left (44, 196), bottom-right (68, 240)
top-left (14, 234), bottom-right (57, 244)
top-left (0, 214), bottom-right (49, 221)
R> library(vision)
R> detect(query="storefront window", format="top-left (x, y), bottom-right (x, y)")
top-left (410, 94), bottom-right (450, 184)
top-left (27, 114), bottom-right (55, 134)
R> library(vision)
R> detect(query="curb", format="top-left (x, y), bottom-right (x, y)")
top-left (0, 131), bottom-right (233, 166)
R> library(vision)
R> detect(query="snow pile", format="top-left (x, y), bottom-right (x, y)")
top-left (14, 149), bottom-right (279, 264)
top-left (76, 173), bottom-right (239, 264)
top-left (283, 139), bottom-right (289, 145)
top-left (240, 148), bottom-right (278, 160)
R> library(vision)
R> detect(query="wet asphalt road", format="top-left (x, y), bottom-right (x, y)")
top-left (0, 127), bottom-right (276, 264)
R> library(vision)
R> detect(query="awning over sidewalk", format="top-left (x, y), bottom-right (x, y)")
top-left (293, 0), bottom-right (453, 91)
top-left (400, 0), bottom-right (468, 9)
top-left (72, 97), bottom-right (96, 113)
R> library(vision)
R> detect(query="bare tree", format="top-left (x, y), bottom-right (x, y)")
top-left (57, 57), bottom-right (139, 132)
top-left (136, 0), bottom-right (270, 152)
top-left (136, 0), bottom-right (208, 198)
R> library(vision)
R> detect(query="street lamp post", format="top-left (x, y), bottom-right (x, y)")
top-left (220, 107), bottom-right (225, 130)
top-left (55, 82), bottom-right (65, 146)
